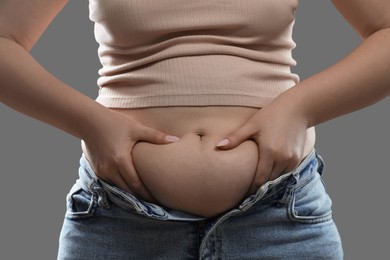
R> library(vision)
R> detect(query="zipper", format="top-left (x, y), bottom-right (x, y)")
top-left (198, 220), bottom-right (206, 242)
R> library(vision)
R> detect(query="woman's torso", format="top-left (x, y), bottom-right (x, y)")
top-left (82, 106), bottom-right (315, 217)
top-left (84, 0), bottom-right (309, 217)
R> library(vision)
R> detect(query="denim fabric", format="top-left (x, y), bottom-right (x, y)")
top-left (58, 149), bottom-right (343, 259)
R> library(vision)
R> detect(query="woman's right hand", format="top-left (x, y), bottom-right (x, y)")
top-left (81, 109), bottom-right (180, 203)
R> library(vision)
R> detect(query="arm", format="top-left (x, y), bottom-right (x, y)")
top-left (0, 0), bottom-right (178, 201)
top-left (217, 0), bottom-right (390, 193)
top-left (0, 0), bottom-right (97, 138)
top-left (278, 0), bottom-right (390, 128)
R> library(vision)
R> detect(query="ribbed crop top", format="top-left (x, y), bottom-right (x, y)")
top-left (88, 0), bottom-right (300, 108)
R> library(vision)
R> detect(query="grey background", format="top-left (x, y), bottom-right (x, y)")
top-left (1, 1), bottom-right (388, 259)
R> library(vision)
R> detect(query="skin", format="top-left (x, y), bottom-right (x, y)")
top-left (1, 0), bottom-right (390, 204)
top-left (217, 0), bottom-right (390, 193)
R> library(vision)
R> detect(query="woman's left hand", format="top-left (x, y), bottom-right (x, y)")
top-left (216, 99), bottom-right (309, 195)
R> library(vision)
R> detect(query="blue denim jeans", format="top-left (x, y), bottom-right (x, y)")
top-left (58, 149), bottom-right (343, 259)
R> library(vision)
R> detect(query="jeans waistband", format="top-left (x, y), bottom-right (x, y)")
top-left (77, 155), bottom-right (207, 221)
top-left (76, 149), bottom-right (321, 221)
top-left (238, 149), bottom-right (322, 211)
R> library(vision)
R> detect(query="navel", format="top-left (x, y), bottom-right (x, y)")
top-left (193, 128), bottom-right (206, 140)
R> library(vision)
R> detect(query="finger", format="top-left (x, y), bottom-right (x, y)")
top-left (106, 169), bottom-right (133, 193)
top-left (248, 150), bottom-right (274, 194)
top-left (268, 151), bottom-right (302, 181)
top-left (94, 163), bottom-right (133, 194)
top-left (216, 123), bottom-right (256, 150)
top-left (118, 157), bottom-right (157, 203)
top-left (136, 125), bottom-right (180, 145)
top-left (268, 161), bottom-right (288, 182)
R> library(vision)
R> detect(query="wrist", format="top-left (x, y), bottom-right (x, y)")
top-left (74, 100), bottom-right (113, 142)
top-left (266, 86), bottom-right (311, 129)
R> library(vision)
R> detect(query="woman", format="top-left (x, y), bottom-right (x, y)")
top-left (1, 0), bottom-right (389, 259)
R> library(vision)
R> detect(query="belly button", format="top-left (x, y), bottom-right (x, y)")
top-left (195, 133), bottom-right (204, 140)
top-left (194, 129), bottom-right (206, 140)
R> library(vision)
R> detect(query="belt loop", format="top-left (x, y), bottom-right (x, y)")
top-left (316, 153), bottom-right (325, 176)
top-left (276, 187), bottom-right (292, 207)
top-left (92, 183), bottom-right (110, 209)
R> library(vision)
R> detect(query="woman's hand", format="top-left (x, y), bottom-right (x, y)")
top-left (81, 109), bottom-right (180, 203)
top-left (216, 99), bottom-right (308, 195)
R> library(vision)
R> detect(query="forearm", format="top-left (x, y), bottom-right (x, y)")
top-left (279, 27), bottom-right (390, 127)
top-left (0, 36), bottom-right (108, 139)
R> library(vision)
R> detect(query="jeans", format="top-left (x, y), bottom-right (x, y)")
top-left (58, 149), bottom-right (343, 259)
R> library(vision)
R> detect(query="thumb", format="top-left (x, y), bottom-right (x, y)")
top-left (137, 126), bottom-right (180, 144)
top-left (216, 124), bottom-right (254, 150)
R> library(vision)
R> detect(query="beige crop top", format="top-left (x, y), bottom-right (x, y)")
top-left (88, 0), bottom-right (300, 108)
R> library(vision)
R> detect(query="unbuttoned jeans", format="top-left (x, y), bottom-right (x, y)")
top-left (58, 149), bottom-right (343, 259)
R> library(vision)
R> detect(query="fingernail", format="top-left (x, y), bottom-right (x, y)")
top-left (165, 135), bottom-right (180, 142)
top-left (216, 139), bottom-right (229, 147)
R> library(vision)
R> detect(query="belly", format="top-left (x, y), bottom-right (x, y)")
top-left (132, 129), bottom-right (259, 217)
top-left (127, 106), bottom-right (260, 217)
top-left (84, 106), bottom-right (315, 217)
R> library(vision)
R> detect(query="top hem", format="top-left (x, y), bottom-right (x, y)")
top-left (94, 94), bottom-right (274, 109)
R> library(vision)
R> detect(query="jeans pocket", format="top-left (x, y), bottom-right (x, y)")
top-left (65, 183), bottom-right (96, 219)
top-left (287, 172), bottom-right (333, 224)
